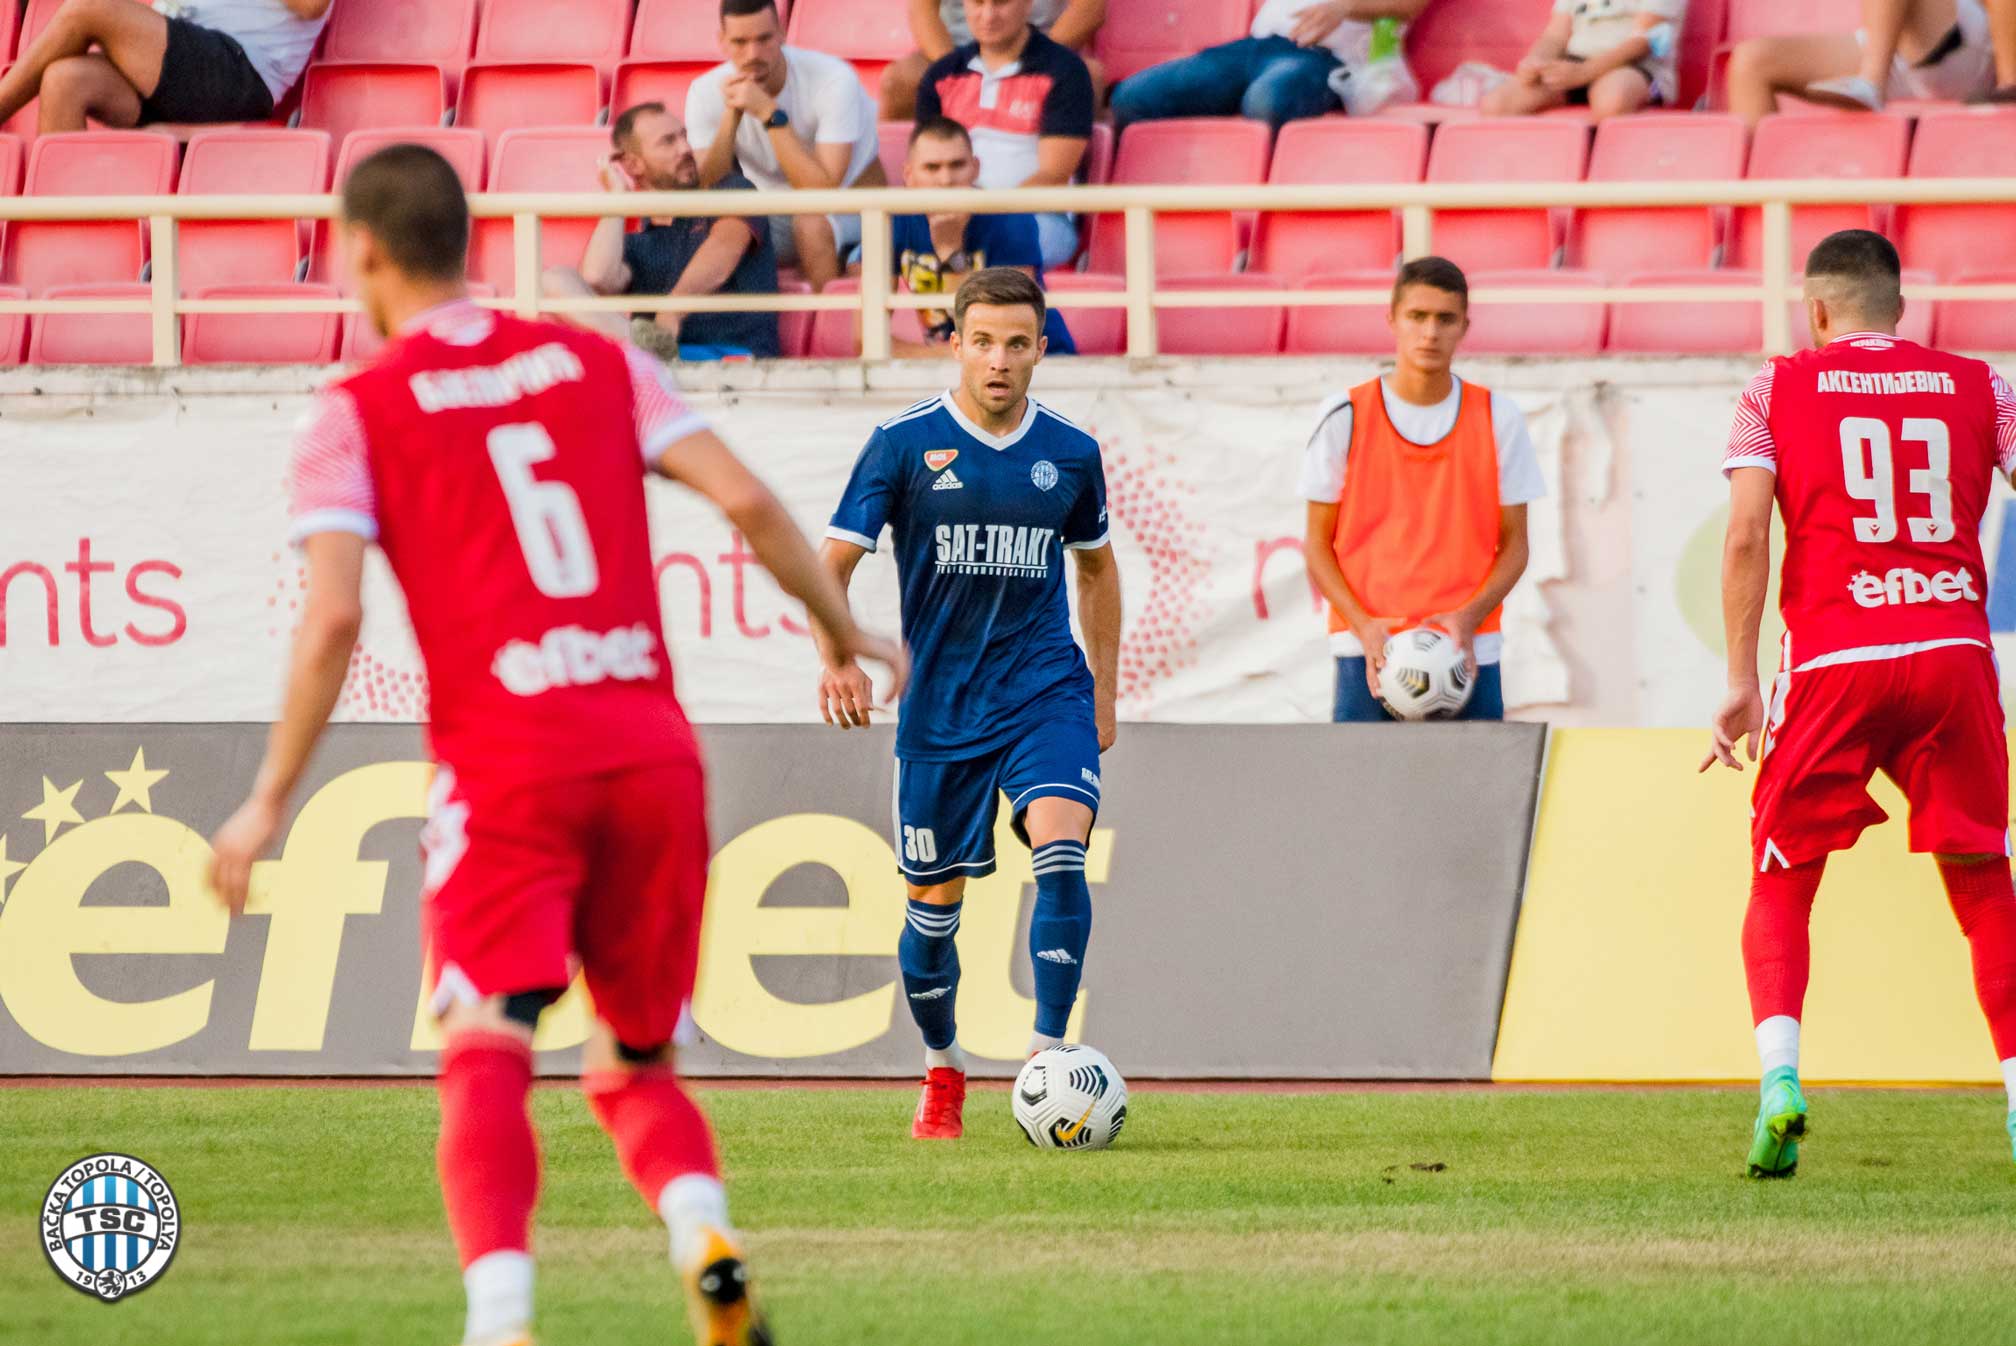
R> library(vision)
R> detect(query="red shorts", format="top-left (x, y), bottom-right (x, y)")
top-left (420, 756), bottom-right (709, 1050)
top-left (1752, 643), bottom-right (2010, 871)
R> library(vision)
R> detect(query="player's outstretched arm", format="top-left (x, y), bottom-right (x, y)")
top-left (209, 531), bottom-right (367, 912)
top-left (655, 429), bottom-right (907, 696)
top-left (1702, 466), bottom-right (1776, 773)
top-left (814, 538), bottom-right (882, 728)
top-left (1073, 542), bottom-right (1123, 751)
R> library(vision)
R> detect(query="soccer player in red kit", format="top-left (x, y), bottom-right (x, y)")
top-left (206, 145), bottom-right (902, 1345)
top-left (1705, 229), bottom-right (2016, 1178)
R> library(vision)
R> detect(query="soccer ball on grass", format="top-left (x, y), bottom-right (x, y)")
top-left (1013, 1044), bottom-right (1128, 1150)
top-left (1377, 626), bottom-right (1474, 720)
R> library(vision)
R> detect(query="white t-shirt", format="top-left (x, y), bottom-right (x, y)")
top-left (1298, 377), bottom-right (1547, 663)
top-left (1555, 0), bottom-right (1686, 102)
top-left (180, 0), bottom-right (329, 100)
top-left (685, 47), bottom-right (879, 193)
top-left (1249, 0), bottom-right (1397, 63)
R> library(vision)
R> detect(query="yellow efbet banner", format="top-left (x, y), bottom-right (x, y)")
top-left (1493, 729), bottom-right (2007, 1083)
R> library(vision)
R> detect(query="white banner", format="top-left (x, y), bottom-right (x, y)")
top-left (1, 362), bottom-right (1581, 725)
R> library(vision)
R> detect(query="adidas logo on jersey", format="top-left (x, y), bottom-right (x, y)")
top-left (1847, 566), bottom-right (1980, 609)
top-left (933, 470), bottom-right (964, 491)
top-left (1035, 948), bottom-right (1077, 965)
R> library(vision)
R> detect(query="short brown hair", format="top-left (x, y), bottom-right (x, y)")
top-left (1805, 228), bottom-right (1903, 324)
top-left (341, 143), bottom-right (469, 282)
top-left (909, 116), bottom-right (972, 152)
top-left (611, 101), bottom-right (667, 152)
top-left (1391, 255), bottom-right (1468, 311)
top-left (953, 266), bottom-right (1047, 334)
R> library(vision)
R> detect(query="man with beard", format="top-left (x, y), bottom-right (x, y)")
top-left (543, 102), bottom-right (782, 361)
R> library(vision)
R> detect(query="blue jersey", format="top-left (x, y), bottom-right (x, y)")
top-left (828, 392), bottom-right (1109, 761)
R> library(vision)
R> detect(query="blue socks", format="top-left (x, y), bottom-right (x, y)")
top-left (898, 898), bottom-right (961, 1051)
top-left (1029, 840), bottom-right (1092, 1039)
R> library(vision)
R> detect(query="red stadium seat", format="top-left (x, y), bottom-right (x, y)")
top-left (807, 276), bottom-right (928, 358)
top-left (5, 131), bottom-right (178, 294)
top-left (632, 0), bottom-right (746, 60)
top-left (1283, 269), bottom-right (1401, 355)
top-left (611, 59), bottom-right (713, 121)
top-left (1729, 113), bottom-right (1906, 271)
top-left (456, 63), bottom-right (604, 146)
top-left (1932, 271), bottom-right (2016, 350)
top-left (28, 282), bottom-right (150, 363)
top-left (0, 132), bottom-right (20, 194)
top-left (0, 284), bottom-right (25, 364)
top-left (182, 284), bottom-right (342, 363)
top-left (18, 0), bottom-right (63, 53)
top-left (1155, 273), bottom-right (1283, 355)
top-left (343, 281), bottom-right (494, 361)
top-left (1607, 270), bottom-right (1761, 353)
top-left (1087, 118), bottom-right (1271, 276)
top-left (1677, 0), bottom-right (1729, 108)
top-left (177, 128), bottom-right (330, 293)
top-left (774, 276), bottom-right (812, 358)
top-left (1425, 119), bottom-right (1586, 271)
top-left (299, 63), bottom-right (448, 150)
top-left (315, 127), bottom-right (485, 285)
top-left (1096, 0), bottom-right (1248, 84)
top-left (0, 3), bottom-right (18, 63)
top-left (878, 118), bottom-right (909, 183)
top-left (1251, 119), bottom-right (1425, 280)
top-left (478, 0), bottom-right (629, 73)
top-left (1724, 0), bottom-right (1859, 44)
top-left (473, 126), bottom-right (611, 294)
top-left (1400, 0), bottom-right (1553, 98)
top-left (787, 0), bottom-right (907, 60)
top-left (1084, 120), bottom-right (1113, 186)
top-left (1896, 109), bottom-right (2016, 280)
top-left (1577, 114), bottom-right (1745, 275)
top-left (1043, 270), bottom-right (1126, 355)
top-left (322, 0), bottom-right (477, 93)
top-left (1464, 270), bottom-right (1606, 354)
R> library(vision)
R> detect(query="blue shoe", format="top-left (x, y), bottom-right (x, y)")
top-left (2006, 1109), bottom-right (2014, 1165)
top-left (1746, 1066), bottom-right (1806, 1179)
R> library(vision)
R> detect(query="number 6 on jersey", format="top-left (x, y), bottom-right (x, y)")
top-left (488, 422), bottom-right (600, 597)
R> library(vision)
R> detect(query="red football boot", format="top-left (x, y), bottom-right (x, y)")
top-left (911, 1066), bottom-right (966, 1139)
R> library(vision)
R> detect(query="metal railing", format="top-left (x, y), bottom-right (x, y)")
top-left (4, 179), bottom-right (2016, 365)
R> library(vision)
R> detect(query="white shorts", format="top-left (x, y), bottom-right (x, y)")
top-left (768, 211), bottom-right (864, 267)
top-left (1865, 0), bottom-right (1994, 101)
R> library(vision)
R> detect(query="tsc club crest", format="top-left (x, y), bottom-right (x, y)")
top-left (924, 449), bottom-right (959, 472)
top-left (1031, 460), bottom-right (1059, 491)
top-left (41, 1153), bottom-right (180, 1302)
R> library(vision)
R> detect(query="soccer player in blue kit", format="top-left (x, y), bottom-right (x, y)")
top-left (816, 267), bottom-right (1123, 1140)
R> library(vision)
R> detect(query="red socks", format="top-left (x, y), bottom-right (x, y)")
top-left (583, 1069), bottom-right (720, 1208)
top-left (1742, 858), bottom-right (1825, 1024)
top-left (1939, 858), bottom-right (2016, 1060)
top-left (436, 1031), bottom-right (540, 1269)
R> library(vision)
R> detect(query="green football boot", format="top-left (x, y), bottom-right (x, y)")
top-left (1746, 1065), bottom-right (1806, 1179)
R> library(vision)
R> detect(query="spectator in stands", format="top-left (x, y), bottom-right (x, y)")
top-left (1109, 0), bottom-right (1430, 135)
top-left (1726, 0), bottom-right (1993, 125)
top-left (686, 0), bottom-right (885, 293)
top-left (1481, 0), bottom-right (1687, 119)
top-left (880, 0), bottom-right (1106, 120)
top-left (916, 0), bottom-right (1094, 268)
top-left (873, 116), bottom-right (1076, 357)
top-left (0, 0), bottom-right (330, 135)
top-left (1985, 0), bottom-right (2016, 100)
top-left (1300, 257), bottom-right (1544, 724)
top-left (543, 102), bottom-right (782, 361)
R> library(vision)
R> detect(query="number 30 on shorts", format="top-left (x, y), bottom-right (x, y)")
top-left (902, 826), bottom-right (938, 865)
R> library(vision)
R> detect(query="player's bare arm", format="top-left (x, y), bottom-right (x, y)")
top-left (655, 427), bottom-right (907, 697)
top-left (1072, 541), bottom-right (1123, 751)
top-left (1702, 465), bottom-right (1775, 773)
top-left (1303, 500), bottom-right (1392, 696)
top-left (1427, 503), bottom-right (1531, 678)
top-left (815, 537), bottom-right (880, 728)
top-left (208, 531), bottom-right (367, 911)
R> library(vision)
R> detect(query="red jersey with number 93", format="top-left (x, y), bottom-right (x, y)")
top-left (1724, 332), bottom-right (2016, 668)
top-left (288, 302), bottom-right (710, 782)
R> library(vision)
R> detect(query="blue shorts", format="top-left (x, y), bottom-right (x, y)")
top-left (893, 717), bottom-right (1103, 882)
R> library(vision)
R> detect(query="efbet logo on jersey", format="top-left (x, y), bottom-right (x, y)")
top-left (42, 1153), bottom-right (180, 1302)
top-left (1847, 566), bottom-right (1981, 609)
top-left (1030, 460), bottom-right (1059, 492)
top-left (491, 622), bottom-right (660, 697)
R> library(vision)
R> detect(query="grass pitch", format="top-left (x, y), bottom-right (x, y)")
top-left (4, 1083), bottom-right (2015, 1345)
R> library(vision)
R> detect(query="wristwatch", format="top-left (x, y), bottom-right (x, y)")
top-left (765, 108), bottom-right (790, 130)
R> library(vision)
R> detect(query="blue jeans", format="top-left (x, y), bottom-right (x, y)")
top-left (1111, 35), bottom-right (1343, 132)
top-left (1332, 658), bottom-right (1506, 723)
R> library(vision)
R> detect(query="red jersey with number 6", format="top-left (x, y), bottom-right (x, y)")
top-left (1724, 331), bottom-right (2016, 669)
top-left (287, 301), bottom-right (710, 782)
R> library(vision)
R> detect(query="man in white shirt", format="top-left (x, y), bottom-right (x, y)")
top-left (686, 0), bottom-right (886, 292)
top-left (1110, 0), bottom-right (1428, 132)
top-left (0, 0), bottom-right (331, 134)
